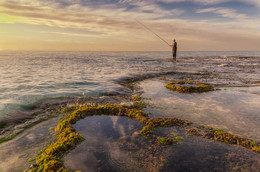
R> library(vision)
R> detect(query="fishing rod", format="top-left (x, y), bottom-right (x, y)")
top-left (136, 20), bottom-right (171, 47)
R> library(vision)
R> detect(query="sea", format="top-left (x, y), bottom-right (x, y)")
top-left (0, 51), bottom-right (260, 117)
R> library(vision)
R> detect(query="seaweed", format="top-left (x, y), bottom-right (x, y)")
top-left (186, 127), bottom-right (260, 153)
top-left (0, 133), bottom-right (21, 144)
top-left (131, 101), bottom-right (146, 109)
top-left (165, 80), bottom-right (214, 93)
top-left (175, 136), bottom-right (184, 141)
top-left (131, 95), bottom-right (142, 101)
top-left (157, 137), bottom-right (174, 145)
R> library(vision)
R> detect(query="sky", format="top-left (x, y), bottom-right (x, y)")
top-left (0, 0), bottom-right (260, 51)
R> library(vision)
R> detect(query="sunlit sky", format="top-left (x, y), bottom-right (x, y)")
top-left (0, 0), bottom-right (260, 51)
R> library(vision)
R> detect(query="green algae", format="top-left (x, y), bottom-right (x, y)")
top-left (131, 95), bottom-right (142, 101)
top-left (210, 129), bottom-right (226, 134)
top-left (140, 126), bottom-right (153, 136)
top-left (143, 97), bottom-right (152, 100)
top-left (0, 133), bottom-right (20, 144)
top-left (187, 127), bottom-right (260, 153)
top-left (158, 137), bottom-right (174, 145)
top-left (139, 117), bottom-right (192, 138)
top-left (132, 101), bottom-right (146, 109)
top-left (28, 158), bottom-right (35, 162)
top-left (175, 136), bottom-right (184, 141)
top-left (165, 80), bottom-right (214, 93)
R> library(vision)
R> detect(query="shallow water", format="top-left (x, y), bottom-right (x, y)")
top-left (64, 115), bottom-right (143, 171)
top-left (63, 115), bottom-right (260, 172)
top-left (1, 51), bottom-right (260, 117)
top-left (156, 127), bottom-right (260, 172)
top-left (140, 79), bottom-right (260, 141)
top-left (0, 51), bottom-right (173, 117)
top-left (0, 117), bottom-right (59, 172)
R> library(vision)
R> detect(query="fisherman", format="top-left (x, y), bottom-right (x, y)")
top-left (136, 20), bottom-right (178, 60)
top-left (171, 39), bottom-right (177, 61)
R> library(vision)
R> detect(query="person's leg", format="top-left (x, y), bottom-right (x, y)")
top-left (173, 50), bottom-right (176, 61)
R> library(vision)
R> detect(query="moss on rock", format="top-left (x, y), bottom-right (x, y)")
top-left (131, 95), bottom-right (142, 101)
top-left (158, 137), bottom-right (174, 145)
top-left (186, 127), bottom-right (260, 153)
top-left (165, 80), bottom-right (214, 93)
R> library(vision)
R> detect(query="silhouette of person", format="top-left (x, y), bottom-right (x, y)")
top-left (171, 39), bottom-right (177, 61)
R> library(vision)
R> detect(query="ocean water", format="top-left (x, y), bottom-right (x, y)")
top-left (0, 51), bottom-right (260, 117)
top-left (1, 51), bottom-right (260, 171)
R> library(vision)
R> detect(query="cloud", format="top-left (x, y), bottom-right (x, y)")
top-left (120, 0), bottom-right (228, 4)
top-left (0, 0), bottom-right (184, 36)
top-left (196, 7), bottom-right (249, 20)
top-left (244, 0), bottom-right (260, 7)
top-left (0, 0), bottom-right (260, 51)
top-left (0, 2), bottom-right (138, 34)
top-left (151, 0), bottom-right (260, 7)
top-left (39, 31), bottom-right (105, 38)
top-left (159, 0), bottom-right (229, 4)
top-left (118, 0), bottom-right (184, 18)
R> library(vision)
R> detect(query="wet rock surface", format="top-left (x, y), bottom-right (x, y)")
top-left (164, 56), bottom-right (260, 86)
top-left (140, 79), bottom-right (260, 142)
top-left (0, 118), bottom-right (58, 172)
top-left (1, 56), bottom-right (259, 141)
top-left (1, 56), bottom-right (260, 171)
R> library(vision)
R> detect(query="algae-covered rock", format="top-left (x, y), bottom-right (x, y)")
top-left (157, 137), bottom-right (174, 145)
top-left (186, 127), bottom-right (260, 153)
top-left (165, 80), bottom-right (214, 93)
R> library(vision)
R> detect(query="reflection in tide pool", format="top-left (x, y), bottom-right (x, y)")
top-left (63, 115), bottom-right (260, 172)
top-left (63, 116), bottom-right (142, 171)
top-left (140, 79), bottom-right (260, 142)
top-left (154, 127), bottom-right (260, 172)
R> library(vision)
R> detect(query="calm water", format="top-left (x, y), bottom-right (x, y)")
top-left (64, 116), bottom-right (142, 171)
top-left (140, 79), bottom-right (260, 141)
top-left (64, 116), bottom-right (260, 172)
top-left (0, 51), bottom-right (260, 117)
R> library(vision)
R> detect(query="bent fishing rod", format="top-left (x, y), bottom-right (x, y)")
top-left (136, 20), bottom-right (171, 47)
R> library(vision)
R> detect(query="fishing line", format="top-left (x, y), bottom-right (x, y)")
top-left (136, 20), bottom-right (171, 47)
